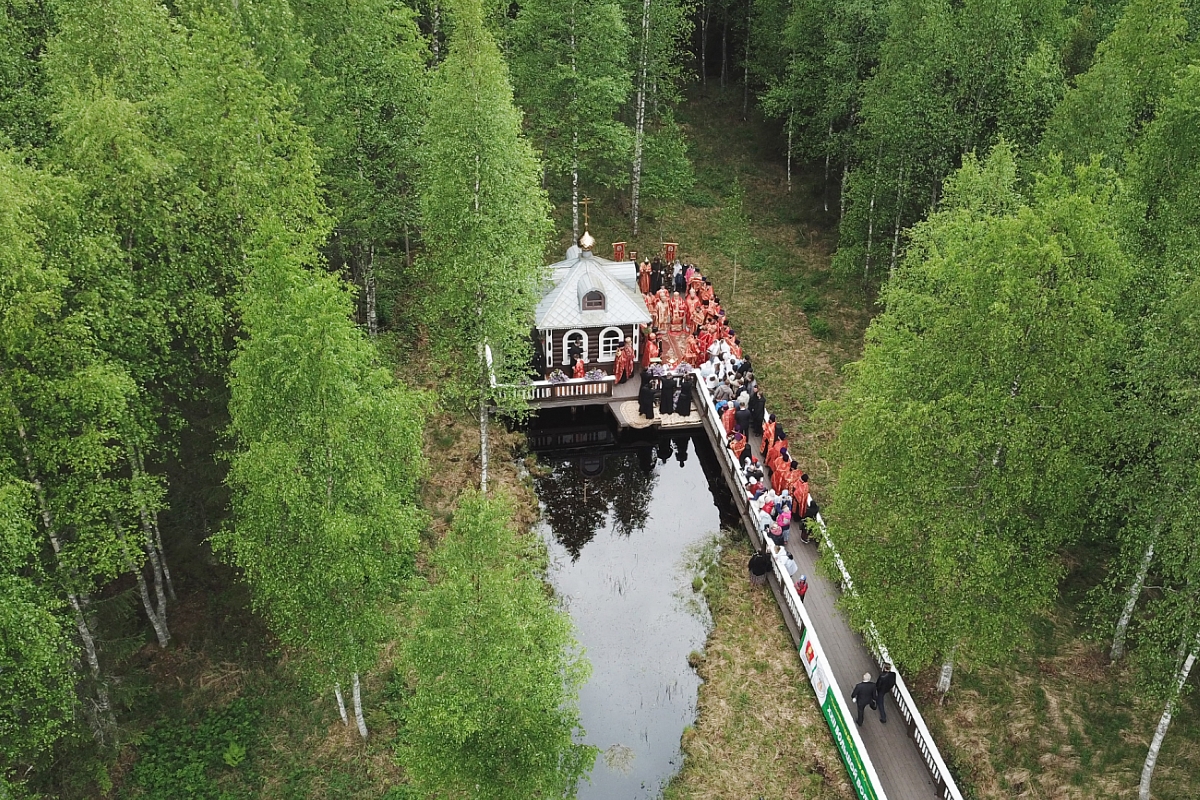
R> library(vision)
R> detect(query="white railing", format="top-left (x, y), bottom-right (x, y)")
top-left (818, 518), bottom-right (965, 800)
top-left (695, 377), bottom-right (964, 800)
top-left (495, 375), bottom-right (615, 403)
top-left (694, 379), bottom-right (887, 800)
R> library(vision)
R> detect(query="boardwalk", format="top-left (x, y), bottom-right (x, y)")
top-left (524, 373), bottom-right (958, 799)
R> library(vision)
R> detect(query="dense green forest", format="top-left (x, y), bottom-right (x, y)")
top-left (1, 0), bottom-right (1199, 797)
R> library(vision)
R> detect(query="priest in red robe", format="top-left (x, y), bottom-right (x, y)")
top-left (614, 338), bottom-right (635, 383)
top-left (638, 259), bottom-right (652, 295)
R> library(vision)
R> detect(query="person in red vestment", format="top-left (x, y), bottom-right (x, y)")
top-left (729, 432), bottom-right (746, 461)
top-left (721, 404), bottom-right (736, 436)
top-left (669, 291), bottom-right (687, 331)
top-left (767, 438), bottom-right (787, 472)
top-left (638, 260), bottom-right (652, 294)
top-left (685, 288), bottom-right (701, 328)
top-left (790, 471), bottom-right (810, 518)
top-left (641, 333), bottom-right (660, 368)
top-left (614, 338), bottom-right (635, 383)
top-left (654, 292), bottom-right (671, 330)
top-left (573, 356), bottom-right (586, 379)
top-left (699, 280), bottom-right (714, 303)
top-left (684, 335), bottom-right (702, 367)
top-left (761, 416), bottom-right (777, 454)
top-left (771, 458), bottom-right (792, 495)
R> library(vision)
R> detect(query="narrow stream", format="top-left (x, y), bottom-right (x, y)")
top-left (529, 408), bottom-right (738, 799)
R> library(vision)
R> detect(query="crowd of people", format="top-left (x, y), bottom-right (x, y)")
top-left (629, 256), bottom-right (818, 602)
top-left (631, 252), bottom-right (898, 737)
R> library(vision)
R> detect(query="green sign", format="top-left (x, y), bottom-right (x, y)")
top-left (820, 687), bottom-right (880, 800)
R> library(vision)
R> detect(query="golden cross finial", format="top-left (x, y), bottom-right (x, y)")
top-left (580, 196), bottom-right (592, 230)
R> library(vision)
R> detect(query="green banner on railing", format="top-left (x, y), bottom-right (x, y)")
top-left (798, 628), bottom-right (882, 800)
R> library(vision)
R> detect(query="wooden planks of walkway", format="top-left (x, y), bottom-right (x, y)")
top-left (740, 424), bottom-right (940, 799)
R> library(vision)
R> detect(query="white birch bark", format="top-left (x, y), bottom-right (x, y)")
top-left (1139, 629), bottom-right (1200, 800)
top-left (18, 423), bottom-right (115, 738)
top-left (334, 682), bottom-right (349, 725)
top-left (786, 115), bottom-right (793, 194)
top-left (839, 162), bottom-right (848, 222)
top-left (570, 17), bottom-right (580, 241)
top-left (743, 0), bottom-right (750, 118)
top-left (431, 2), bottom-right (441, 63)
top-left (823, 122), bottom-right (833, 212)
top-left (700, 1), bottom-right (708, 90)
top-left (720, 14), bottom-right (727, 87)
top-left (116, 522), bottom-right (171, 648)
top-left (352, 672), bottom-right (368, 739)
top-left (134, 444), bottom-right (175, 601)
top-left (365, 244), bottom-right (377, 337)
top-left (937, 645), bottom-right (956, 698)
top-left (889, 164), bottom-right (905, 279)
top-left (128, 444), bottom-right (170, 620)
top-left (1112, 533), bottom-right (1158, 661)
top-left (631, 0), bottom-right (650, 236)
top-left (864, 161), bottom-right (879, 282)
top-left (479, 395), bottom-right (489, 493)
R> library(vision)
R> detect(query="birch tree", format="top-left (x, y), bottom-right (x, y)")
top-left (821, 144), bottom-right (1128, 693)
top-left (0, 478), bottom-right (75, 790)
top-left (510, 0), bottom-right (634, 239)
top-left (216, 225), bottom-right (427, 738)
top-left (417, 0), bottom-right (553, 487)
top-left (397, 492), bottom-right (595, 798)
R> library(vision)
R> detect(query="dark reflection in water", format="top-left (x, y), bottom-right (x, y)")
top-left (529, 409), bottom-right (736, 799)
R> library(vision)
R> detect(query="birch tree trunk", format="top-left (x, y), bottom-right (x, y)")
top-left (864, 157), bottom-right (880, 282)
top-left (133, 444), bottom-right (175, 601)
top-left (572, 145), bottom-right (580, 240)
top-left (839, 162), bottom-right (848, 222)
top-left (631, 0), bottom-right (650, 236)
top-left (1139, 629), bottom-right (1200, 800)
top-left (823, 122), bottom-right (833, 212)
top-left (786, 114), bottom-right (793, 193)
top-left (365, 244), bottom-right (378, 337)
top-left (720, 14), bottom-right (727, 88)
top-left (743, 0), bottom-right (750, 119)
top-left (352, 672), bottom-right (368, 739)
top-left (479, 393), bottom-right (489, 493)
top-left (937, 645), bottom-right (956, 698)
top-left (334, 682), bottom-right (349, 725)
top-left (1112, 535), bottom-right (1158, 661)
top-left (18, 424), bottom-right (115, 739)
top-left (431, 2), bottom-right (441, 63)
top-left (700, 2), bottom-right (708, 90)
top-left (889, 164), bottom-right (905, 279)
top-left (116, 523), bottom-right (171, 647)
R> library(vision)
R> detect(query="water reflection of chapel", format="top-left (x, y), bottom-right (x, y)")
top-left (533, 232), bottom-right (651, 378)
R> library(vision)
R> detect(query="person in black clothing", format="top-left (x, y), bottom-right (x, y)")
top-left (649, 258), bottom-right (664, 293)
top-left (850, 673), bottom-right (878, 726)
top-left (748, 386), bottom-right (766, 434)
top-left (734, 400), bottom-right (751, 437)
top-left (876, 663), bottom-right (896, 723)
top-left (637, 374), bottom-right (656, 419)
top-left (674, 375), bottom-right (694, 416)
top-left (747, 549), bottom-right (772, 585)
top-left (659, 374), bottom-right (677, 415)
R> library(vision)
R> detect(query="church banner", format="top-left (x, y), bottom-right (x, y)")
top-left (663, 242), bottom-right (678, 262)
top-left (612, 241), bottom-right (627, 261)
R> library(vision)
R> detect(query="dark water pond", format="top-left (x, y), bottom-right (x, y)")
top-left (529, 408), bottom-right (738, 799)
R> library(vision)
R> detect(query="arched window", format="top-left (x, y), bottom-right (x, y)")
top-left (562, 329), bottom-right (588, 365)
top-left (599, 327), bottom-right (623, 362)
top-left (582, 290), bottom-right (605, 310)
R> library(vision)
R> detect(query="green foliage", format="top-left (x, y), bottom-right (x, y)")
top-left (642, 114), bottom-right (695, 201)
top-left (394, 492), bottom-right (595, 799)
top-left (417, 0), bottom-right (553, 407)
top-left (128, 698), bottom-right (260, 800)
top-left (510, 0), bottom-right (634, 197)
top-left (217, 227), bottom-right (427, 692)
top-left (822, 144), bottom-right (1129, 674)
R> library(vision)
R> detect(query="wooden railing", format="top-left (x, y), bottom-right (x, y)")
top-left (495, 375), bottom-right (615, 404)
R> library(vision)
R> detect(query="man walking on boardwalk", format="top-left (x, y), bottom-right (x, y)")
top-left (876, 663), bottom-right (896, 723)
top-left (851, 673), bottom-right (877, 726)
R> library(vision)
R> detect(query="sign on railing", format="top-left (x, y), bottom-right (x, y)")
top-left (693, 379), bottom-right (888, 800)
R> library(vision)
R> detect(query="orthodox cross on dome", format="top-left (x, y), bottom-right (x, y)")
top-left (580, 196), bottom-right (592, 230)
